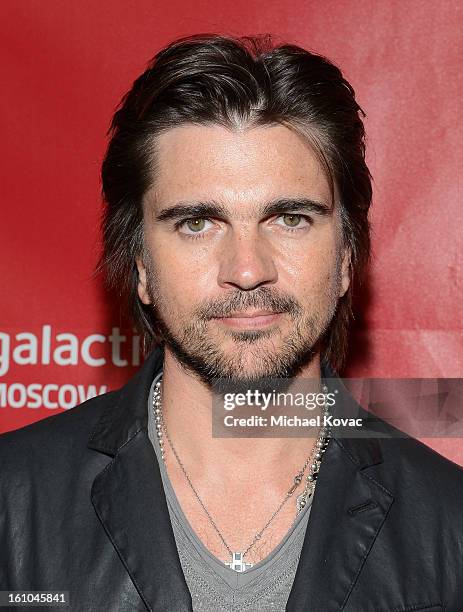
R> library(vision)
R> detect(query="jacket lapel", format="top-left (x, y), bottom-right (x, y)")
top-left (286, 372), bottom-right (394, 611)
top-left (87, 346), bottom-right (193, 611)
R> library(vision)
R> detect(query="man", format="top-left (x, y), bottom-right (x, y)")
top-left (1, 34), bottom-right (462, 612)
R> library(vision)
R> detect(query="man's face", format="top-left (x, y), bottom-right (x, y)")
top-left (136, 124), bottom-right (350, 385)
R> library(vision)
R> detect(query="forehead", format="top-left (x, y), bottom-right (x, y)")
top-left (149, 123), bottom-right (332, 212)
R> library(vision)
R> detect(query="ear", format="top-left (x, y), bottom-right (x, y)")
top-left (135, 256), bottom-right (152, 305)
top-left (339, 247), bottom-right (351, 298)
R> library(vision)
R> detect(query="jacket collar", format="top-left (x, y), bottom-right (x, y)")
top-left (88, 346), bottom-right (384, 468)
top-left (87, 345), bottom-right (164, 456)
top-left (87, 346), bottom-right (393, 611)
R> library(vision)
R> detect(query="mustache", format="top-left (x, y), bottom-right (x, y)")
top-left (194, 287), bottom-right (303, 320)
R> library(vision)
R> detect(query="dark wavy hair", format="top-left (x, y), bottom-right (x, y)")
top-left (99, 34), bottom-right (372, 372)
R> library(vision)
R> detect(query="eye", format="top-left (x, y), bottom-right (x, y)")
top-left (178, 218), bottom-right (213, 235)
top-left (274, 214), bottom-right (311, 229)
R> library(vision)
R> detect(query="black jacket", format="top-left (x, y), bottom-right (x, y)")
top-left (1, 347), bottom-right (462, 611)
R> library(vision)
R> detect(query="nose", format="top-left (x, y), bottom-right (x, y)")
top-left (217, 229), bottom-right (278, 291)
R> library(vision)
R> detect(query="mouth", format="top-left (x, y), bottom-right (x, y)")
top-left (213, 310), bottom-right (284, 329)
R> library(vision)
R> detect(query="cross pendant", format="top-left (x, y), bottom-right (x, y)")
top-left (224, 552), bottom-right (253, 572)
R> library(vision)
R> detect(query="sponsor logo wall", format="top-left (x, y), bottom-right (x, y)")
top-left (0, 326), bottom-right (140, 433)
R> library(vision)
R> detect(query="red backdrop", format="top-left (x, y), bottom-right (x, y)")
top-left (1, 1), bottom-right (462, 462)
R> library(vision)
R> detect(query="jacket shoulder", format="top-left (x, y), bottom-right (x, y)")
top-left (0, 389), bottom-right (119, 469)
top-left (377, 433), bottom-right (463, 507)
top-left (383, 431), bottom-right (463, 475)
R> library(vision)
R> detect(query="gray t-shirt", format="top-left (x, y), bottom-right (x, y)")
top-left (147, 373), bottom-right (313, 611)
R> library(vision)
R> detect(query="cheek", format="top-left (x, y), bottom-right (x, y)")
top-left (281, 240), bottom-right (341, 301)
top-left (149, 238), bottom-right (217, 313)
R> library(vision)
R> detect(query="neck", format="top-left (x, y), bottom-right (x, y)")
top-left (159, 346), bottom-right (324, 483)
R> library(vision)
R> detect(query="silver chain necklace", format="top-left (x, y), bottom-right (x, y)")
top-left (152, 378), bottom-right (331, 572)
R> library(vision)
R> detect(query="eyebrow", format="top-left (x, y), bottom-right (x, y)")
top-left (154, 197), bottom-right (332, 223)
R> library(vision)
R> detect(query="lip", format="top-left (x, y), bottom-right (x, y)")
top-left (214, 310), bottom-right (284, 329)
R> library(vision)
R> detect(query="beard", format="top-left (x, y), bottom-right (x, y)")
top-left (143, 256), bottom-right (340, 390)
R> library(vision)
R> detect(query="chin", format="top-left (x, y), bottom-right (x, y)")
top-left (160, 314), bottom-right (318, 389)
top-left (211, 367), bottom-right (295, 396)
